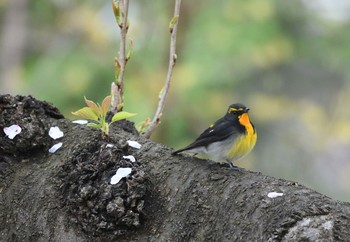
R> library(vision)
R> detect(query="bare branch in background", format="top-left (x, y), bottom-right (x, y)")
top-left (143, 0), bottom-right (182, 139)
top-left (111, 0), bottom-right (130, 113)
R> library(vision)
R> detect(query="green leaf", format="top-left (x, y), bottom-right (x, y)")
top-left (126, 39), bottom-right (134, 61)
top-left (136, 117), bottom-right (151, 133)
top-left (111, 111), bottom-right (136, 123)
top-left (84, 96), bottom-right (100, 115)
top-left (112, 0), bottom-right (121, 26)
top-left (72, 107), bottom-right (99, 121)
top-left (87, 123), bottom-right (101, 128)
top-left (101, 96), bottom-right (111, 116)
top-left (169, 15), bottom-right (179, 33)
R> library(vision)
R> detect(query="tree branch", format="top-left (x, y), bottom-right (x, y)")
top-left (142, 0), bottom-right (182, 139)
top-left (111, 0), bottom-right (129, 113)
top-left (2, 94), bottom-right (350, 241)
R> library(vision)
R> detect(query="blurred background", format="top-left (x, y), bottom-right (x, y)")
top-left (1, 0), bottom-right (350, 201)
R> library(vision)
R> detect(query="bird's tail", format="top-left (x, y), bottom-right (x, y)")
top-left (171, 148), bottom-right (188, 155)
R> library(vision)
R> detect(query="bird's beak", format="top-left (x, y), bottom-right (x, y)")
top-left (245, 107), bottom-right (250, 112)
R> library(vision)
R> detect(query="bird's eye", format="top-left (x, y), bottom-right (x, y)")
top-left (232, 111), bottom-right (237, 115)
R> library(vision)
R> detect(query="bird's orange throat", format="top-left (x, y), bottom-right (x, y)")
top-left (239, 113), bottom-right (256, 143)
top-left (239, 113), bottom-right (254, 134)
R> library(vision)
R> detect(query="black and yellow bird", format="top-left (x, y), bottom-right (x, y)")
top-left (172, 103), bottom-right (257, 170)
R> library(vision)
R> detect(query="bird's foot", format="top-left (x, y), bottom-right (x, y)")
top-left (228, 162), bottom-right (242, 171)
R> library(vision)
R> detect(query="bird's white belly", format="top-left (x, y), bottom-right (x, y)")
top-left (205, 135), bottom-right (240, 163)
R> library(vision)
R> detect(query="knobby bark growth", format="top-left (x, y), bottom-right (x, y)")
top-left (0, 95), bottom-right (350, 242)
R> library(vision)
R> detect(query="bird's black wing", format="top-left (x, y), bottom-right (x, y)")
top-left (173, 117), bottom-right (237, 154)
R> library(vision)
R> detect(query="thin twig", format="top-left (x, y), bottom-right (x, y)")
top-left (111, 0), bottom-right (129, 113)
top-left (143, 0), bottom-right (181, 138)
top-left (118, 0), bottom-right (129, 105)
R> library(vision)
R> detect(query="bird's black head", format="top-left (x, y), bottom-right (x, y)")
top-left (225, 103), bottom-right (250, 120)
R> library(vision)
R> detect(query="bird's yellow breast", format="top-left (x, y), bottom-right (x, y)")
top-left (227, 113), bottom-right (257, 161)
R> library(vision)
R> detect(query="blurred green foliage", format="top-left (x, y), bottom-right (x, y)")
top-left (2, 0), bottom-right (350, 201)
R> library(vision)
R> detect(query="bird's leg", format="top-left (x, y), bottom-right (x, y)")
top-left (192, 153), bottom-right (198, 157)
top-left (227, 161), bottom-right (241, 171)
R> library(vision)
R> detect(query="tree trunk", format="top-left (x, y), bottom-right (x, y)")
top-left (0, 95), bottom-right (350, 242)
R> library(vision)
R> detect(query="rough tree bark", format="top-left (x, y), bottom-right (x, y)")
top-left (0, 95), bottom-right (350, 242)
